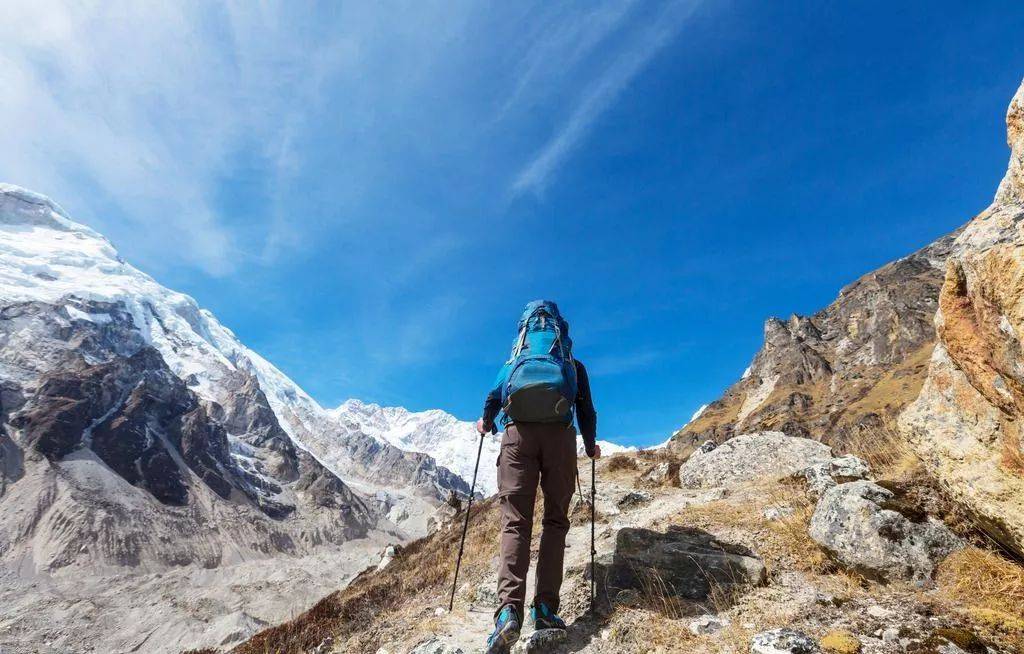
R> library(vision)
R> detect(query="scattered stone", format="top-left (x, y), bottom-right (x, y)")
top-left (866, 605), bottom-right (893, 619)
top-left (809, 481), bottom-right (962, 581)
top-left (820, 629), bottom-right (861, 654)
top-left (472, 581), bottom-right (499, 608)
top-left (750, 628), bottom-right (820, 654)
top-left (881, 628), bottom-right (900, 644)
top-left (511, 628), bottom-right (567, 653)
top-left (763, 506), bottom-right (795, 520)
top-left (377, 545), bottom-right (398, 570)
top-left (802, 455), bottom-right (871, 498)
top-left (696, 440), bottom-right (718, 455)
top-left (602, 525), bottom-right (766, 603)
top-left (433, 607), bottom-right (446, 617)
top-left (409, 638), bottom-right (464, 654)
top-left (689, 614), bottom-right (729, 635)
top-left (638, 461), bottom-right (680, 488)
top-left (827, 455), bottom-right (872, 482)
top-left (814, 592), bottom-right (839, 606)
top-left (617, 490), bottom-right (653, 509)
top-left (679, 432), bottom-right (833, 488)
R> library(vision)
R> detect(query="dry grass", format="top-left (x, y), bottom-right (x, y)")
top-left (839, 416), bottom-right (920, 479)
top-left (677, 480), bottom-right (834, 575)
top-left (936, 547), bottom-right (1024, 650)
top-left (604, 454), bottom-right (640, 474)
top-left (603, 607), bottom-right (697, 653)
top-left (236, 498), bottom-right (503, 653)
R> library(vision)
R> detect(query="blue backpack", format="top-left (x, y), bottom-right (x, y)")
top-left (500, 300), bottom-right (578, 423)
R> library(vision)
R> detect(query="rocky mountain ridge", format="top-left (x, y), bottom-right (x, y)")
top-left (0, 184), bottom-right (479, 652)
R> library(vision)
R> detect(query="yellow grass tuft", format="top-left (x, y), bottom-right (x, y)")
top-left (820, 629), bottom-right (862, 654)
top-left (936, 546), bottom-right (1024, 650)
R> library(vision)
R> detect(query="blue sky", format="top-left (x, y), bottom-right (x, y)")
top-left (2, 2), bottom-right (1023, 446)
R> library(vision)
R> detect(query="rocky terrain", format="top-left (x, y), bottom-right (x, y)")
top-left (233, 433), bottom-right (1022, 654)
top-left (0, 185), bottom-right (488, 653)
top-left (227, 80), bottom-right (1024, 654)
top-left (900, 82), bottom-right (1024, 560)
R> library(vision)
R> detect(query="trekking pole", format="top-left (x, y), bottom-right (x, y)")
top-left (449, 430), bottom-right (485, 612)
top-left (590, 456), bottom-right (596, 614)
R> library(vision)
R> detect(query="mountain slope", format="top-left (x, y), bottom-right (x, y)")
top-left (0, 184), bottom-right (474, 652)
top-left (674, 211), bottom-right (960, 454)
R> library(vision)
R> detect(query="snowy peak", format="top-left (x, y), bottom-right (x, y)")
top-left (330, 399), bottom-right (500, 497)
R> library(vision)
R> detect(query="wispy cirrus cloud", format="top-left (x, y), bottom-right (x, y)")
top-left (511, 0), bottom-right (704, 195)
top-left (0, 1), bottom-right (347, 275)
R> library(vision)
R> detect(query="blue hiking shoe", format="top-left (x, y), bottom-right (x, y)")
top-left (530, 602), bottom-right (566, 630)
top-left (486, 604), bottom-right (521, 654)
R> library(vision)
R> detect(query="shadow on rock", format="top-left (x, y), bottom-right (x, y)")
top-left (556, 526), bottom-right (767, 652)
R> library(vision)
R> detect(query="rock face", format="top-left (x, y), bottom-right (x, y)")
top-left (600, 526), bottom-right (766, 603)
top-left (678, 432), bottom-right (833, 488)
top-left (802, 454), bottom-right (871, 498)
top-left (674, 220), bottom-right (958, 454)
top-left (0, 184), bottom-right (482, 651)
top-left (900, 81), bottom-right (1024, 557)
top-left (809, 481), bottom-right (961, 581)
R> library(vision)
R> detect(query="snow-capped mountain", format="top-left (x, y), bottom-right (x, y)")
top-left (0, 184), bottom-right (485, 652)
top-left (331, 399), bottom-right (502, 496)
top-left (0, 184), bottom-right (472, 537)
top-left (332, 399), bottom-right (634, 495)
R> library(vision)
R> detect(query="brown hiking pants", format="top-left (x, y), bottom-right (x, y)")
top-left (495, 422), bottom-right (577, 621)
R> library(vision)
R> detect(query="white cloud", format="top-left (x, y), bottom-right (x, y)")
top-left (0, 1), bottom-right (340, 275)
top-left (511, 0), bottom-right (704, 195)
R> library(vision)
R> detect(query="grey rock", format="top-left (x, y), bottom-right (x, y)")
top-left (601, 525), bottom-right (766, 603)
top-left (696, 440), bottom-right (718, 455)
top-left (750, 628), bottom-right (820, 654)
top-left (408, 638), bottom-right (464, 654)
top-left (617, 490), bottom-right (653, 509)
top-left (689, 614), bottom-right (729, 635)
top-left (678, 432), bottom-right (833, 488)
top-left (802, 455), bottom-right (871, 497)
top-left (511, 629), bottom-right (567, 653)
top-left (763, 506), bottom-right (795, 521)
top-left (809, 481), bottom-right (962, 581)
top-left (472, 581), bottom-right (499, 608)
top-left (638, 461), bottom-right (679, 488)
top-left (881, 628), bottom-right (900, 644)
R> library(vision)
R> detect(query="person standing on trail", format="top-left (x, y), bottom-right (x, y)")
top-left (477, 300), bottom-right (600, 654)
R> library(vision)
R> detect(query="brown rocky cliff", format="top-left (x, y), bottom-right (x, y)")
top-left (674, 230), bottom-right (957, 455)
top-left (901, 78), bottom-right (1024, 556)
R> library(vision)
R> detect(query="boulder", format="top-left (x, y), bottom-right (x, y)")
top-left (802, 455), bottom-right (871, 497)
top-left (511, 629), bottom-right (566, 653)
top-left (898, 80), bottom-right (1024, 558)
top-left (751, 628), bottom-right (819, 654)
top-left (638, 461), bottom-right (680, 488)
top-left (809, 481), bottom-right (961, 581)
top-left (600, 525), bottom-right (766, 603)
top-left (617, 490), bottom-right (653, 509)
top-left (678, 432), bottom-right (833, 488)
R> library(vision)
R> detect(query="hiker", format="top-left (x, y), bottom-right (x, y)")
top-left (478, 300), bottom-right (599, 654)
